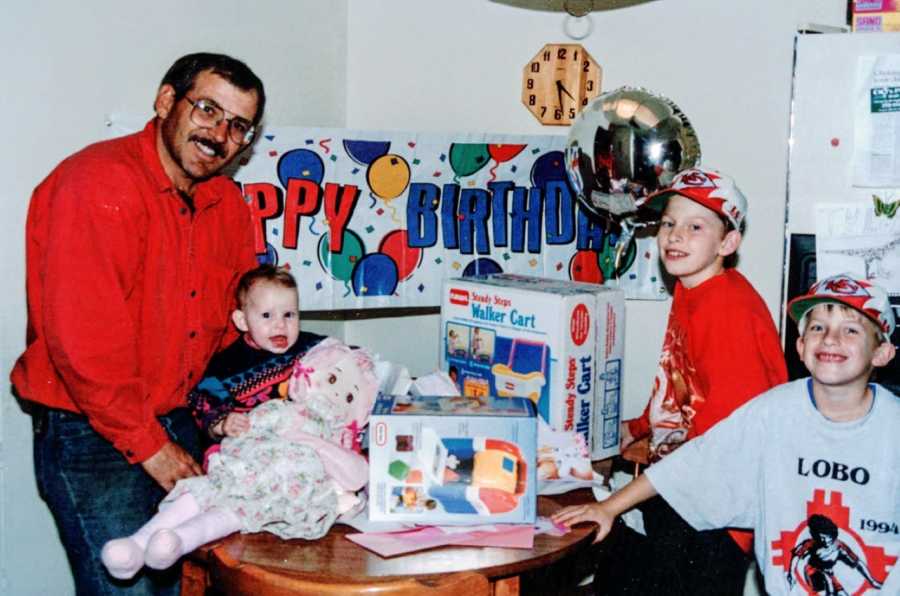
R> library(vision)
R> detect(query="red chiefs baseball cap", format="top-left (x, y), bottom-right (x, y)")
top-left (788, 273), bottom-right (896, 339)
top-left (643, 167), bottom-right (747, 230)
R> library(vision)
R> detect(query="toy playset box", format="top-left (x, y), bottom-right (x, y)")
top-left (367, 394), bottom-right (537, 524)
top-left (439, 274), bottom-right (625, 462)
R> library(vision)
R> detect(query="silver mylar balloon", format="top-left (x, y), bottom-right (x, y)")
top-left (565, 87), bottom-right (701, 220)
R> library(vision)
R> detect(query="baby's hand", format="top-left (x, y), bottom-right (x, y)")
top-left (551, 502), bottom-right (615, 544)
top-left (220, 412), bottom-right (251, 437)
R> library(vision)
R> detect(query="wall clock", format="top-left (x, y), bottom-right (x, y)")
top-left (522, 43), bottom-right (602, 126)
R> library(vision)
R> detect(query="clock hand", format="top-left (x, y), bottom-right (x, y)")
top-left (558, 81), bottom-right (576, 102)
top-left (555, 80), bottom-right (564, 109)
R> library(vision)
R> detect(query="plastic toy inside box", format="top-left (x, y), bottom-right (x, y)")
top-left (368, 394), bottom-right (537, 524)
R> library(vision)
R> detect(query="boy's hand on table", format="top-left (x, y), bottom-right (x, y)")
top-left (551, 502), bottom-right (615, 543)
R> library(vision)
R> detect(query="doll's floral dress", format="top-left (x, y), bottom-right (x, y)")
top-left (163, 397), bottom-right (346, 539)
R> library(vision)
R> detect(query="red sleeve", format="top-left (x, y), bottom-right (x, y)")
top-left (688, 296), bottom-right (787, 438)
top-left (40, 161), bottom-right (169, 462)
top-left (218, 189), bottom-right (258, 349)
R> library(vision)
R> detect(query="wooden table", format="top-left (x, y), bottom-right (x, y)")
top-left (182, 494), bottom-right (597, 596)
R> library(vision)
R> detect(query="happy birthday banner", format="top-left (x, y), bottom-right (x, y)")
top-left (108, 119), bottom-right (667, 308)
top-left (233, 127), bottom-right (668, 309)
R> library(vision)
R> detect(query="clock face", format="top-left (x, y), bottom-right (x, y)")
top-left (522, 44), bottom-right (602, 126)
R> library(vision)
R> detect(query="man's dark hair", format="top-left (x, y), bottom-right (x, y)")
top-left (160, 52), bottom-right (266, 125)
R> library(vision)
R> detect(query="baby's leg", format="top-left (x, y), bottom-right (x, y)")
top-left (100, 492), bottom-right (201, 580)
top-left (144, 507), bottom-right (241, 571)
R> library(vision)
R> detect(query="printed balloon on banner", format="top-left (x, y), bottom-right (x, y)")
top-left (449, 143), bottom-right (491, 178)
top-left (352, 253), bottom-right (399, 296)
top-left (565, 86), bottom-right (701, 220)
top-left (343, 140), bottom-right (391, 166)
top-left (569, 250), bottom-right (604, 284)
top-left (277, 149), bottom-right (325, 188)
top-left (462, 257), bottom-right (503, 277)
top-left (317, 229), bottom-right (365, 283)
top-left (378, 229), bottom-right (422, 281)
top-left (256, 242), bottom-right (279, 266)
top-left (367, 154), bottom-right (411, 200)
top-left (487, 143), bottom-right (527, 182)
top-left (530, 150), bottom-right (568, 189)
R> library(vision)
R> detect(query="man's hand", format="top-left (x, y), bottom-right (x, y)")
top-left (141, 441), bottom-right (202, 491)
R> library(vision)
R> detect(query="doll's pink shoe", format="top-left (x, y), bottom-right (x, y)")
top-left (144, 529), bottom-right (184, 570)
top-left (101, 537), bottom-right (144, 580)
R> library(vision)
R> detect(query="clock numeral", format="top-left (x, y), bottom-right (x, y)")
top-left (554, 108), bottom-right (563, 120)
top-left (540, 106), bottom-right (547, 117)
top-left (543, 50), bottom-right (551, 61)
top-left (582, 60), bottom-right (591, 73)
top-left (528, 94), bottom-right (536, 106)
top-left (586, 79), bottom-right (594, 91)
top-left (569, 108), bottom-right (576, 119)
top-left (557, 48), bottom-right (567, 60)
top-left (573, 50), bottom-right (579, 61)
top-left (526, 78), bottom-right (534, 90)
top-left (530, 62), bottom-right (540, 73)
top-left (582, 97), bottom-right (589, 106)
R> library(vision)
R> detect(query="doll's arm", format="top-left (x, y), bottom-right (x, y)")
top-left (283, 428), bottom-right (369, 491)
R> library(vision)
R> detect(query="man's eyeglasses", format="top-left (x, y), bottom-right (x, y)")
top-left (184, 96), bottom-right (256, 145)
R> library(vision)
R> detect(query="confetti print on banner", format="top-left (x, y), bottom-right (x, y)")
top-left (556, 262), bottom-right (563, 271)
top-left (418, 284), bottom-right (425, 292)
top-left (407, 141), bottom-right (416, 148)
top-left (272, 227), bottom-right (280, 237)
top-left (439, 154), bottom-right (446, 162)
top-left (319, 138), bottom-right (332, 154)
top-left (433, 171), bottom-right (442, 177)
top-left (329, 155), bottom-right (337, 162)
top-left (268, 150), bottom-right (278, 157)
top-left (412, 158), bottom-right (421, 165)
top-left (315, 281), bottom-right (323, 290)
top-left (302, 260), bottom-right (312, 267)
top-left (502, 253), bottom-right (511, 261)
top-left (365, 225), bottom-right (374, 233)
top-left (352, 167), bottom-right (360, 174)
top-left (529, 258), bottom-right (538, 267)
top-left (531, 148), bottom-right (541, 154)
top-left (434, 257), bottom-right (443, 265)
top-left (376, 208), bottom-right (384, 216)
top-left (264, 134), bottom-right (275, 141)
top-left (452, 261), bottom-right (461, 270)
top-left (305, 138), bottom-right (315, 145)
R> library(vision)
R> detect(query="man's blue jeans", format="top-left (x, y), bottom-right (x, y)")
top-left (33, 407), bottom-right (202, 596)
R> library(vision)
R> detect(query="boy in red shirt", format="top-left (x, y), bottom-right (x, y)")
top-left (589, 168), bottom-right (787, 595)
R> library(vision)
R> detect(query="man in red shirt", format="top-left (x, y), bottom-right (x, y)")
top-left (11, 53), bottom-right (263, 595)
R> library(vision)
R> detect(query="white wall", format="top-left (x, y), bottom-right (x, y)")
top-left (344, 0), bottom-right (847, 414)
top-left (0, 2), bottom-right (347, 593)
top-left (1, 1), bottom-right (848, 594)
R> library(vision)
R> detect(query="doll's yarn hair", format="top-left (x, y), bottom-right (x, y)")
top-left (288, 337), bottom-right (378, 407)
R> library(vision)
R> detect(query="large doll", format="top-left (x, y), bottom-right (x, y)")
top-left (101, 338), bottom-right (379, 580)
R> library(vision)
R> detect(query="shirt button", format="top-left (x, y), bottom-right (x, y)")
top-left (188, 371), bottom-right (194, 380)
top-left (180, 207), bottom-right (188, 215)
top-left (189, 331), bottom-right (197, 339)
top-left (190, 290), bottom-right (197, 298)
top-left (125, 450), bottom-right (134, 458)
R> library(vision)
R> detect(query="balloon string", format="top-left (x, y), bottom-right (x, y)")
top-left (369, 192), bottom-right (377, 209)
top-left (342, 280), bottom-right (351, 298)
top-left (319, 138), bottom-right (332, 154)
top-left (488, 162), bottom-right (498, 183)
top-left (308, 217), bottom-right (320, 236)
top-left (388, 203), bottom-right (401, 224)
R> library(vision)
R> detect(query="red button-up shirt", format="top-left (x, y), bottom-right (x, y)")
top-left (11, 119), bottom-right (257, 463)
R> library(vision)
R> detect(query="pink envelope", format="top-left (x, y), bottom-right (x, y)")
top-left (345, 524), bottom-right (535, 558)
